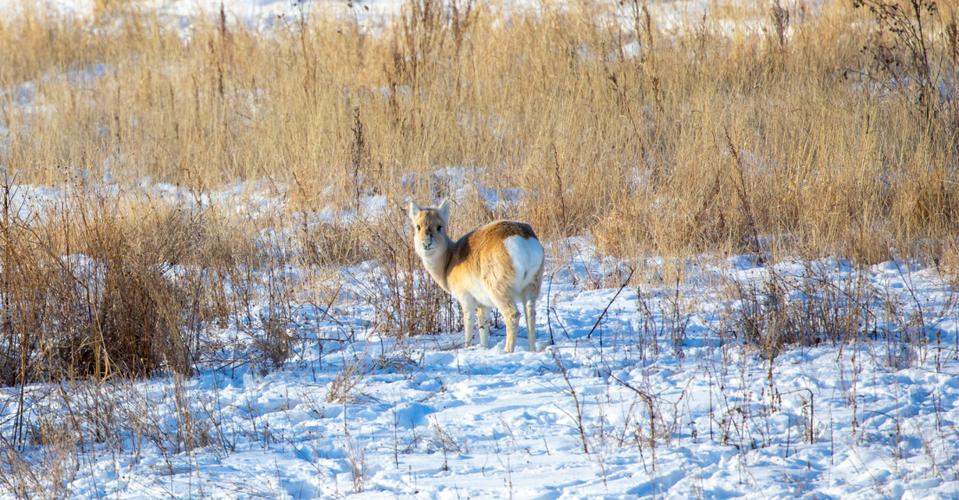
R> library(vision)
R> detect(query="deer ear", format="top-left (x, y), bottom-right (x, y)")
top-left (408, 201), bottom-right (422, 221)
top-left (437, 199), bottom-right (450, 224)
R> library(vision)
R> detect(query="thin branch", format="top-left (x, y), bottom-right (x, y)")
top-left (587, 266), bottom-right (635, 339)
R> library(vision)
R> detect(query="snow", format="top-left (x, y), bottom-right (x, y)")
top-left (0, 0), bottom-right (789, 39)
top-left (0, 0), bottom-right (407, 32)
top-left (2, 234), bottom-right (958, 498)
top-left (313, 193), bottom-right (388, 224)
top-left (418, 166), bottom-right (523, 212)
top-left (3, 178), bottom-right (393, 227)
top-left (2, 178), bottom-right (285, 223)
top-left (2, 1), bottom-right (958, 497)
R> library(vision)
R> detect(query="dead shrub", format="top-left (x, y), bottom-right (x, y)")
top-left (254, 310), bottom-right (293, 369)
top-left (302, 220), bottom-right (372, 267)
top-left (0, 194), bottom-right (222, 383)
top-left (726, 267), bottom-right (874, 358)
top-left (327, 354), bottom-right (367, 404)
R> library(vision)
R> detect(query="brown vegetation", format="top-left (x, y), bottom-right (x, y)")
top-left (0, 0), bottom-right (955, 382)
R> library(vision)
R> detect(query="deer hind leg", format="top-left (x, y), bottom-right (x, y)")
top-left (477, 305), bottom-right (490, 348)
top-left (524, 297), bottom-right (537, 352)
top-left (460, 296), bottom-right (477, 348)
top-left (524, 269), bottom-right (544, 352)
top-left (493, 298), bottom-right (520, 353)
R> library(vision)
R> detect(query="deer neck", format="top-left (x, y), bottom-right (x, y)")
top-left (419, 236), bottom-right (455, 293)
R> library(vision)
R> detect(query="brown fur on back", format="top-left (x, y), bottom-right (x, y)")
top-left (447, 221), bottom-right (537, 278)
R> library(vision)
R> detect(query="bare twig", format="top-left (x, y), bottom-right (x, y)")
top-left (587, 266), bottom-right (635, 339)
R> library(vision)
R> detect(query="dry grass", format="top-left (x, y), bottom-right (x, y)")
top-left (0, 0), bottom-right (955, 262)
top-left (0, 185), bottom-right (227, 384)
top-left (0, 0), bottom-right (954, 384)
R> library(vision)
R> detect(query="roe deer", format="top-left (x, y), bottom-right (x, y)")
top-left (408, 200), bottom-right (545, 352)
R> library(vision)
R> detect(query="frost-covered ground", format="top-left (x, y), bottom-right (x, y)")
top-left (2, 221), bottom-right (959, 498)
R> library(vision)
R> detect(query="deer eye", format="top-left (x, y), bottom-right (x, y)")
top-left (415, 225), bottom-right (420, 231)
top-left (437, 225), bottom-right (442, 232)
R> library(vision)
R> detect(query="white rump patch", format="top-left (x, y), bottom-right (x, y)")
top-left (503, 235), bottom-right (544, 291)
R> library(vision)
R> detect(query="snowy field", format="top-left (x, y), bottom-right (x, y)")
top-left (2, 1), bottom-right (959, 498)
top-left (3, 177), bottom-right (959, 498)
top-left (0, 0), bottom-right (776, 34)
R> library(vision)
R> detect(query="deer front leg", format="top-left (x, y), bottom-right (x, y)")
top-left (460, 297), bottom-right (477, 348)
top-left (477, 305), bottom-right (490, 348)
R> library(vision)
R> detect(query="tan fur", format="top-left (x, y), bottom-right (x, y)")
top-left (409, 201), bottom-right (545, 352)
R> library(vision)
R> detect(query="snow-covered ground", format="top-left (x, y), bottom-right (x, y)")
top-left (0, 0), bottom-right (422, 32)
top-left (0, 0), bottom-right (782, 35)
top-left (2, 225), bottom-right (958, 497)
top-left (2, 1), bottom-right (958, 498)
